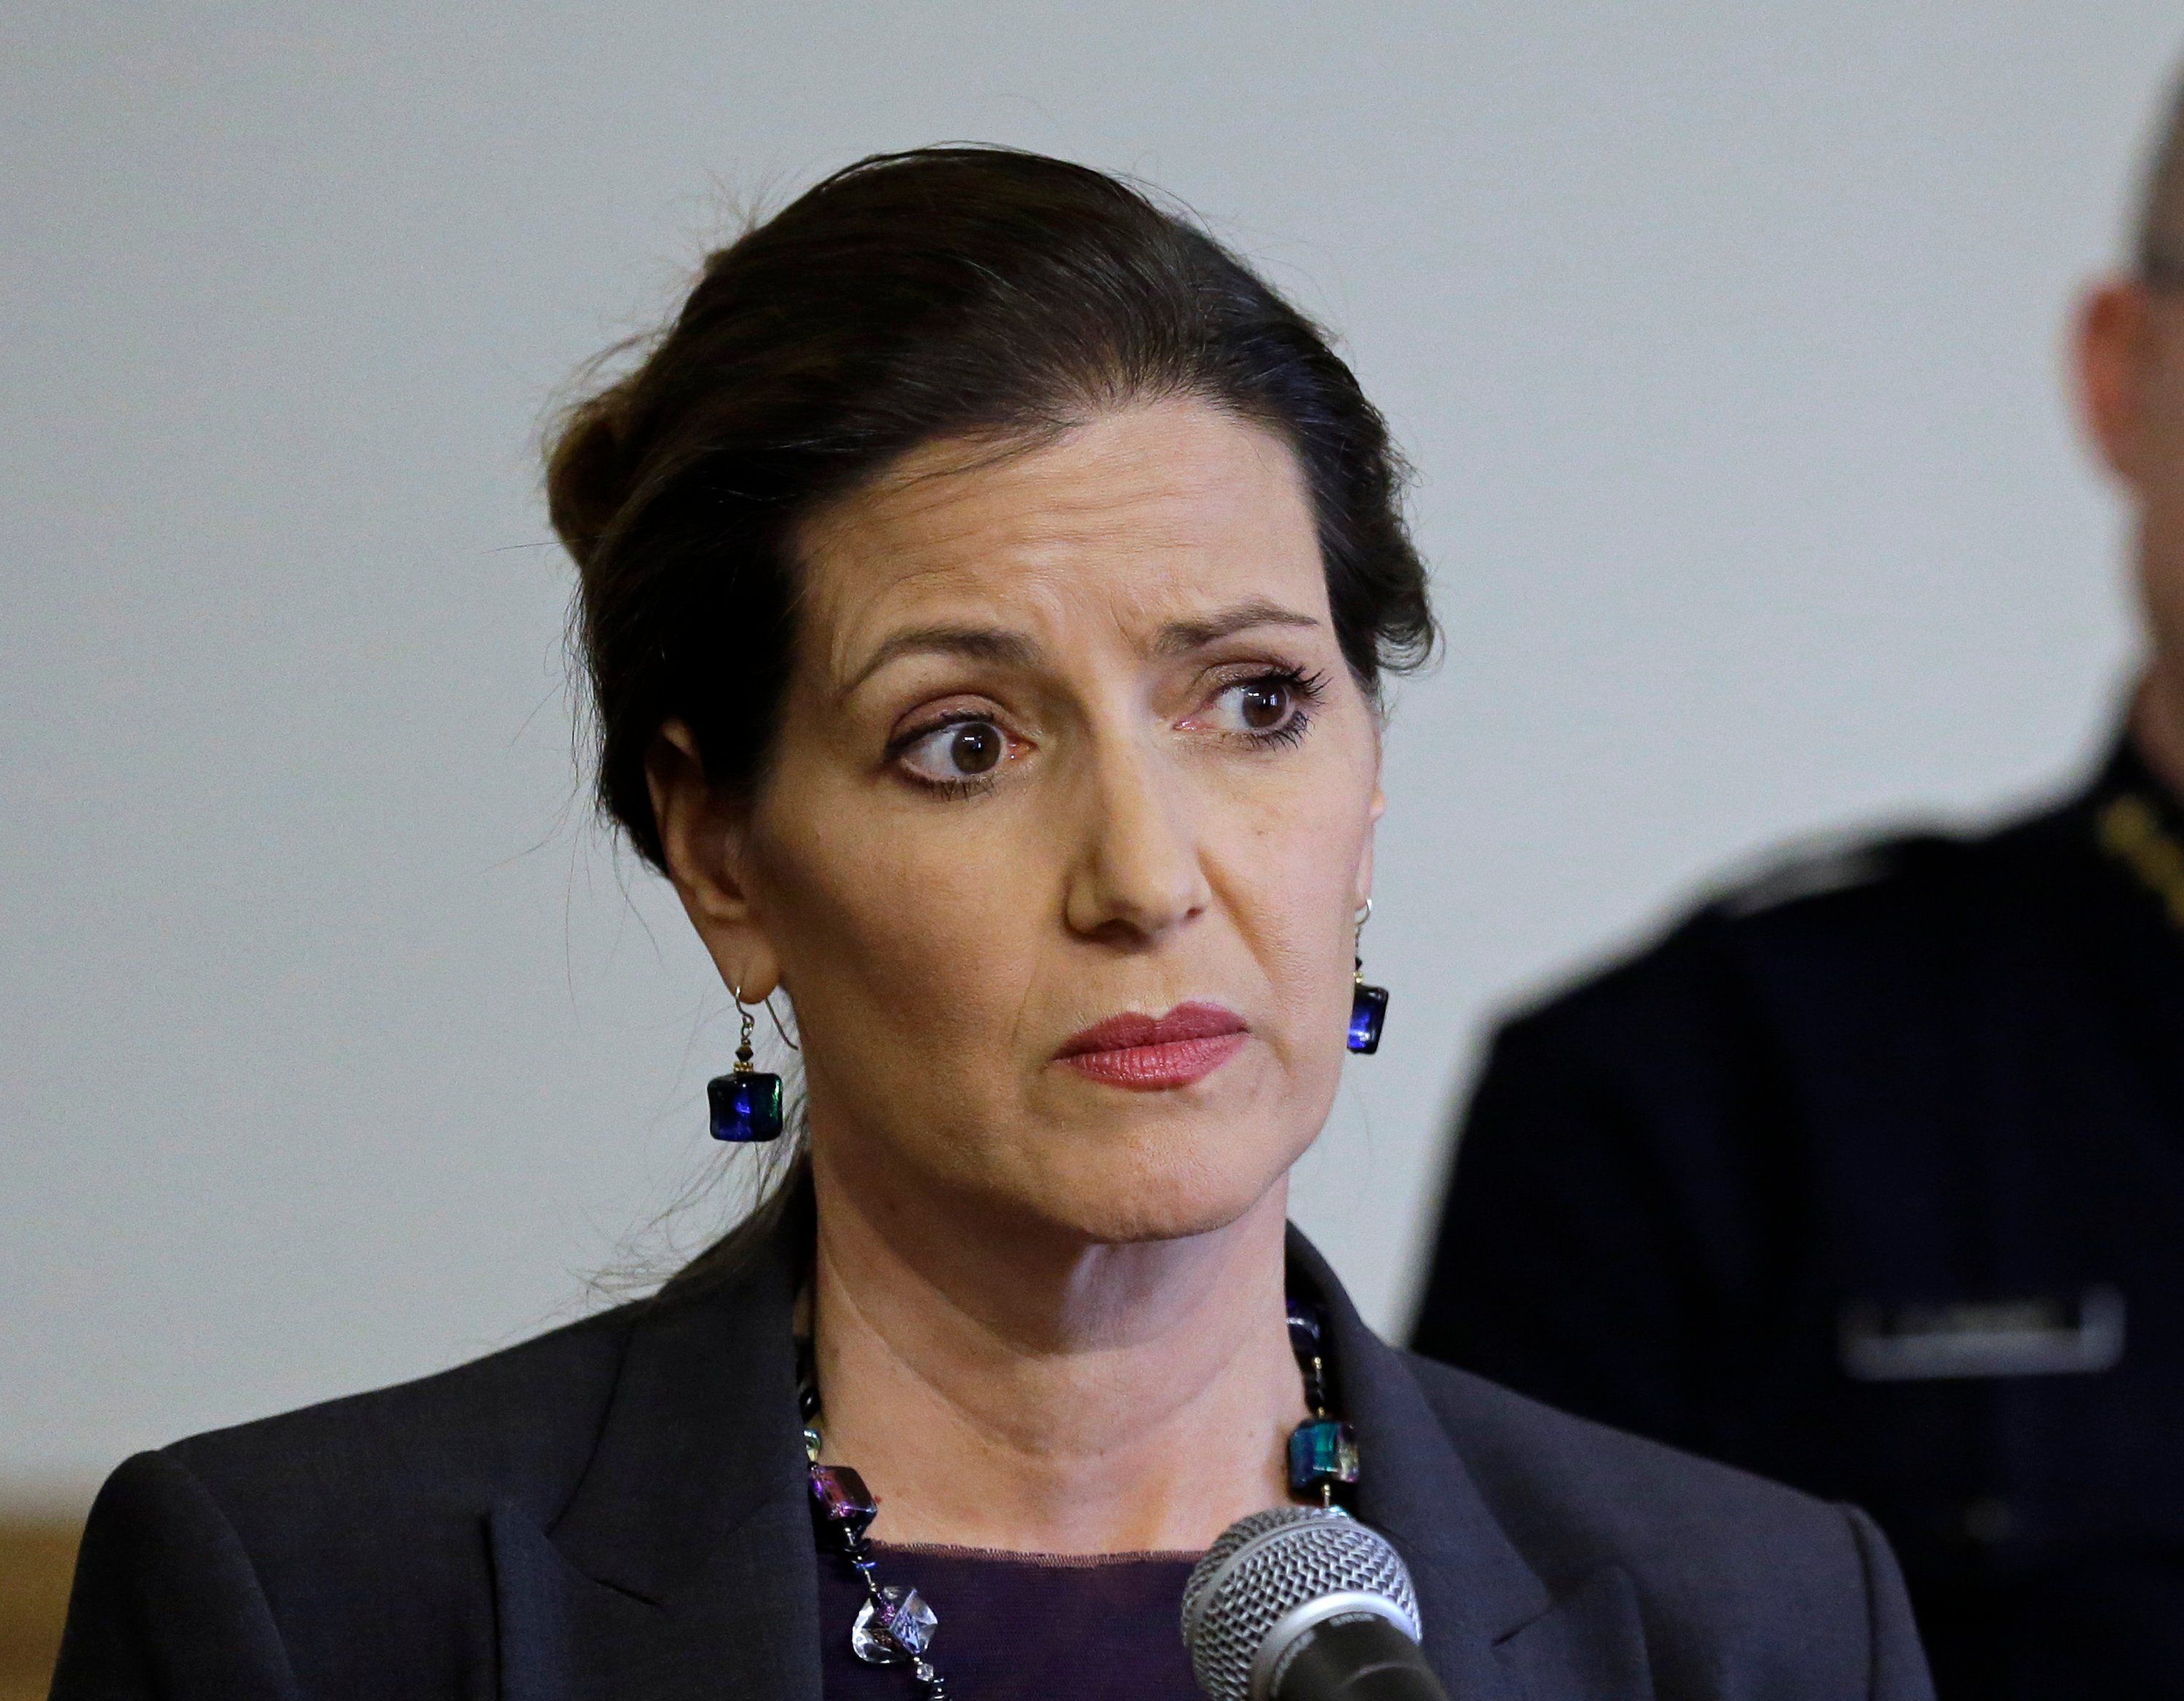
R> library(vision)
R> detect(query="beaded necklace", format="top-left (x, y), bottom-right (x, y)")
top-left (798, 1297), bottom-right (1358, 1699)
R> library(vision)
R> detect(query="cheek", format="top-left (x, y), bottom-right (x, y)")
top-left (753, 774), bottom-right (1043, 1060)
top-left (1212, 757), bottom-right (1377, 1052)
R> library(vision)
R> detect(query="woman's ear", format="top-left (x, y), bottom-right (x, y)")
top-left (645, 720), bottom-right (783, 1000)
top-left (1358, 714), bottom-right (1387, 907)
top-left (1353, 782), bottom-right (1385, 913)
top-left (2078, 277), bottom-right (2156, 492)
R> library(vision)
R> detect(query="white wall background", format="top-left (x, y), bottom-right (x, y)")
top-left (3, 3), bottom-right (2172, 1505)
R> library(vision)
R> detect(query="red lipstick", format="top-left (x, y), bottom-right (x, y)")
top-left (1055, 1001), bottom-right (1249, 1090)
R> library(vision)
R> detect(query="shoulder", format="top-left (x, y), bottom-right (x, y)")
top-left (60, 1297), bottom-right (665, 1697)
top-left (1455, 826), bottom-right (1969, 1167)
top-left (1531, 828), bottom-right (1961, 1028)
top-left (164, 1295), bottom-right (644, 1530)
top-left (85, 1290), bottom-right (660, 1625)
top-left (1486, 797), bottom-right (2070, 1074)
top-left (1405, 1354), bottom-right (1923, 1693)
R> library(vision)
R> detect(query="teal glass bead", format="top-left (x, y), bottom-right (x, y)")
top-left (708, 1068), bottom-right (784, 1142)
top-left (1287, 1416), bottom-right (1361, 1496)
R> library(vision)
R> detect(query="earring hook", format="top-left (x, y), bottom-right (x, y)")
top-left (729, 983), bottom-right (757, 1070)
top-left (730, 982), bottom-right (801, 1054)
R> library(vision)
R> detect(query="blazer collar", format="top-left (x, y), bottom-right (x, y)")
top-left (547, 1233), bottom-right (809, 1603)
top-left (1289, 1231), bottom-right (1651, 1700)
top-left (495, 1218), bottom-right (823, 1701)
top-left (491, 1212), bottom-right (1647, 1700)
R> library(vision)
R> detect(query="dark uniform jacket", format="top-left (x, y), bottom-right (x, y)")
top-left (52, 1212), bottom-right (1931, 1700)
top-left (1412, 737), bottom-right (2184, 1700)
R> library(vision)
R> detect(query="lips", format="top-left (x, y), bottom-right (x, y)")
top-left (1056, 1001), bottom-right (1249, 1091)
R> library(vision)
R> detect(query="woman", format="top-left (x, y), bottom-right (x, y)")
top-left (53, 148), bottom-right (1931, 1700)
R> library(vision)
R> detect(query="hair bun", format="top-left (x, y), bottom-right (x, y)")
top-left (545, 387), bottom-right (633, 572)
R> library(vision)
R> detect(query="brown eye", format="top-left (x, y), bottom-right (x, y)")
top-left (949, 722), bottom-right (1002, 774)
top-left (899, 716), bottom-right (1013, 787)
top-left (1200, 671), bottom-right (1317, 743)
top-left (1238, 679), bottom-right (1291, 731)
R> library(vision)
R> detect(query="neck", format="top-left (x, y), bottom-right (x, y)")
top-left (806, 1151), bottom-right (1306, 1555)
top-left (2131, 660), bottom-right (2184, 805)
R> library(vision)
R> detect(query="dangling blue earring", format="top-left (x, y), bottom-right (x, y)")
top-left (1348, 898), bottom-right (1388, 1055)
top-left (708, 987), bottom-right (785, 1142)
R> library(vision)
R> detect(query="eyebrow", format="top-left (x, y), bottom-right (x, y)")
top-left (840, 599), bottom-right (1324, 699)
top-left (840, 625), bottom-right (1042, 699)
top-left (1151, 598), bottom-right (1323, 656)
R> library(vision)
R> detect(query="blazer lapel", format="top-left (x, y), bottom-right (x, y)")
top-left (1490, 1565), bottom-right (1654, 1698)
top-left (1291, 1231), bottom-right (1655, 1701)
top-left (492, 1210), bottom-right (1654, 1701)
top-left (492, 1228), bottom-right (823, 1701)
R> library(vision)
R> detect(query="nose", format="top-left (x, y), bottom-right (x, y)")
top-left (1062, 733), bottom-right (1212, 944)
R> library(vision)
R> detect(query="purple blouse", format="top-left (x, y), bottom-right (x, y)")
top-left (816, 1541), bottom-right (1204, 1699)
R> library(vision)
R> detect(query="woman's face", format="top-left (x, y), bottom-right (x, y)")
top-left (663, 398), bottom-right (1385, 1247)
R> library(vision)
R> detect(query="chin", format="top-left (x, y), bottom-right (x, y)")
top-left (1002, 1124), bottom-right (1306, 1247)
top-left (1057, 1192), bottom-right (1262, 1247)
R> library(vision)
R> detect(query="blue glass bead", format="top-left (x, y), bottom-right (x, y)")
top-left (1288, 1416), bottom-right (1361, 1496)
top-left (708, 1068), bottom-right (784, 1142)
top-left (1346, 982), bottom-right (1389, 1054)
top-left (809, 1464), bottom-right (879, 1540)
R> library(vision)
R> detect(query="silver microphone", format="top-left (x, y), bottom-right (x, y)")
top-left (1180, 1507), bottom-right (1447, 1701)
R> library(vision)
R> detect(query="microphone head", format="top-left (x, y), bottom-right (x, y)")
top-left (1180, 1507), bottom-right (1421, 1701)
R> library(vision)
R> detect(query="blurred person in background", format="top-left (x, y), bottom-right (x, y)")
top-left (1412, 66), bottom-right (2184, 1701)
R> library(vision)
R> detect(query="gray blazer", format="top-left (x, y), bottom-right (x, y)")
top-left (54, 1217), bottom-right (1933, 1700)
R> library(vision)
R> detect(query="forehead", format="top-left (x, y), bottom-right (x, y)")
top-left (793, 399), bottom-right (1326, 682)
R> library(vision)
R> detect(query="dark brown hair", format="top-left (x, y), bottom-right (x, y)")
top-left (547, 146), bottom-right (1434, 867)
